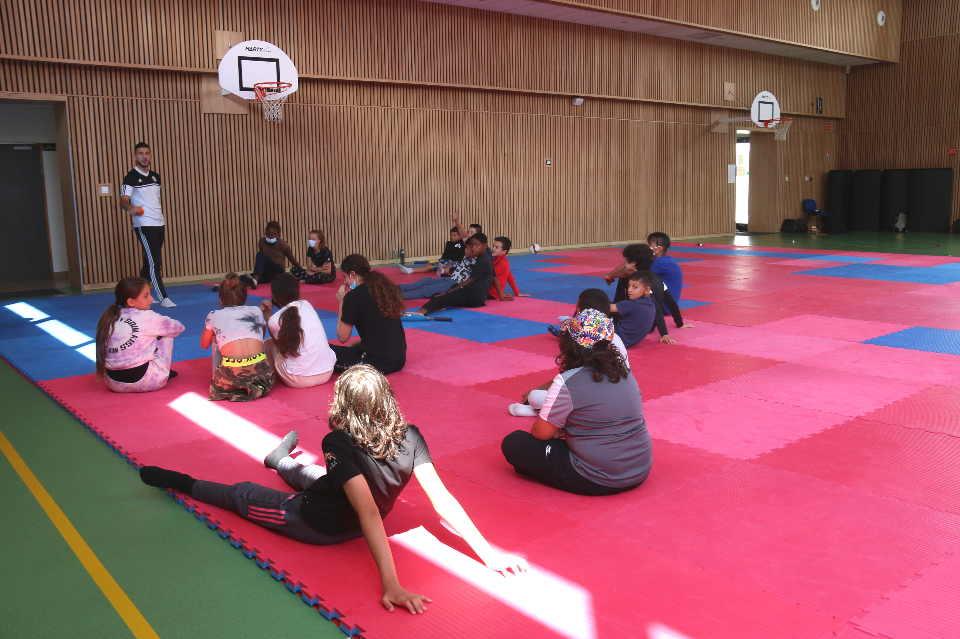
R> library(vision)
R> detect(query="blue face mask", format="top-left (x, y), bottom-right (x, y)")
top-left (349, 280), bottom-right (357, 290)
top-left (265, 237), bottom-right (278, 244)
top-left (307, 239), bottom-right (317, 248)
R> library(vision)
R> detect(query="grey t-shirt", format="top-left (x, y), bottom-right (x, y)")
top-left (540, 367), bottom-right (652, 488)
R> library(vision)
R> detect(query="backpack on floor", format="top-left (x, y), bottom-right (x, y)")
top-left (780, 218), bottom-right (806, 233)
top-left (893, 213), bottom-right (909, 232)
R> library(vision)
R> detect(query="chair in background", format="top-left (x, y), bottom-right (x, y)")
top-left (803, 199), bottom-right (829, 233)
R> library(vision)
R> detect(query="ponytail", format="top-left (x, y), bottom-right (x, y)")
top-left (96, 277), bottom-right (149, 382)
top-left (271, 273), bottom-right (304, 359)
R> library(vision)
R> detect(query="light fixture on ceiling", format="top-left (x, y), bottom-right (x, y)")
top-left (571, 97), bottom-right (584, 106)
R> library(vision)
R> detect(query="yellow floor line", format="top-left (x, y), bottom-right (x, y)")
top-left (0, 428), bottom-right (160, 639)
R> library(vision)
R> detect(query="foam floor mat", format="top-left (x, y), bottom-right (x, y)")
top-left (4, 243), bottom-right (960, 638)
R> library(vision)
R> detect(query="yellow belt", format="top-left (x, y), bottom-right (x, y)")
top-left (221, 352), bottom-right (266, 367)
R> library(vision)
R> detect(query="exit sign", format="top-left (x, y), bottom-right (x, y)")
top-left (949, 148), bottom-right (957, 156)
top-left (825, 123), bottom-right (830, 131)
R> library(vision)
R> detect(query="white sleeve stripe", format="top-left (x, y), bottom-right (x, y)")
top-left (538, 374), bottom-right (565, 422)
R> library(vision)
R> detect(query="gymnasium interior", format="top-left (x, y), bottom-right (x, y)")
top-left (2, 1), bottom-right (960, 638)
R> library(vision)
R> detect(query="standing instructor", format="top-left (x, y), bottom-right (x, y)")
top-left (119, 142), bottom-right (175, 307)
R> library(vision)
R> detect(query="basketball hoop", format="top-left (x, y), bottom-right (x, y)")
top-left (254, 82), bottom-right (293, 123)
top-left (764, 117), bottom-right (793, 141)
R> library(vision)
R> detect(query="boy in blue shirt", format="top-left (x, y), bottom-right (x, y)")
top-left (647, 232), bottom-right (683, 305)
top-left (610, 270), bottom-right (671, 347)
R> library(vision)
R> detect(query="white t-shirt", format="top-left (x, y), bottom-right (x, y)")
top-left (205, 305), bottom-right (266, 349)
top-left (612, 333), bottom-right (631, 369)
top-left (267, 300), bottom-right (336, 376)
top-left (120, 166), bottom-right (164, 227)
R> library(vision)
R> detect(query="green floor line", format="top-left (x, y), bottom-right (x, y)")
top-left (0, 363), bottom-right (344, 639)
top-left (686, 231), bottom-right (960, 255)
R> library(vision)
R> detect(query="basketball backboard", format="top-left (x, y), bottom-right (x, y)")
top-left (751, 91), bottom-right (781, 126)
top-left (218, 40), bottom-right (298, 100)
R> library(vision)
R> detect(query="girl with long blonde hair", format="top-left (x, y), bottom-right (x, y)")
top-left (140, 365), bottom-right (526, 614)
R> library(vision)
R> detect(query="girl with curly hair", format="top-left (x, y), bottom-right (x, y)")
top-left (139, 365), bottom-right (527, 614)
top-left (501, 308), bottom-right (653, 496)
top-left (333, 254), bottom-right (407, 374)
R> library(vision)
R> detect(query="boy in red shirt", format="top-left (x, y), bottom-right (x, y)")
top-left (488, 236), bottom-right (525, 301)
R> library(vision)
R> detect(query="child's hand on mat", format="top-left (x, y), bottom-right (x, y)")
top-left (516, 293), bottom-right (531, 297)
top-left (681, 323), bottom-right (695, 328)
top-left (659, 335), bottom-right (677, 344)
top-left (382, 584), bottom-right (431, 614)
top-left (500, 294), bottom-right (515, 301)
top-left (482, 552), bottom-right (530, 577)
top-left (520, 390), bottom-right (531, 403)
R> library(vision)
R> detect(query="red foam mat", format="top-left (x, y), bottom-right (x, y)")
top-left (755, 418), bottom-right (960, 514)
top-left (21, 244), bottom-right (960, 639)
top-left (587, 463), bottom-right (960, 620)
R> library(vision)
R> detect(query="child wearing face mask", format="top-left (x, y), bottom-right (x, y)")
top-left (332, 254), bottom-right (407, 375)
top-left (238, 220), bottom-right (303, 290)
top-left (293, 229), bottom-right (337, 285)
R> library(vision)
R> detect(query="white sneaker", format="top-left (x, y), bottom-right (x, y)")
top-left (557, 315), bottom-right (571, 322)
top-left (508, 403), bottom-right (538, 417)
top-left (398, 265), bottom-right (414, 275)
top-left (160, 298), bottom-right (177, 308)
top-left (435, 262), bottom-right (444, 276)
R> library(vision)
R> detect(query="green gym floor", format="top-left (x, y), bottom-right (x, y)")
top-left (0, 230), bottom-right (956, 638)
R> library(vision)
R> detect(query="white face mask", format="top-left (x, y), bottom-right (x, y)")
top-left (307, 239), bottom-right (317, 248)
top-left (265, 237), bottom-right (278, 244)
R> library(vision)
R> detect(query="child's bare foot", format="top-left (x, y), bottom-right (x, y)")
top-left (681, 323), bottom-right (695, 328)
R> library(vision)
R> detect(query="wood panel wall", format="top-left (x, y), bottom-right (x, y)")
top-left (0, 0), bottom-right (844, 287)
top-left (840, 0), bottom-right (960, 225)
top-left (543, 0), bottom-right (903, 62)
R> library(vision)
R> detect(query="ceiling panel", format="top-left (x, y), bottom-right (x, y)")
top-left (419, 0), bottom-right (876, 67)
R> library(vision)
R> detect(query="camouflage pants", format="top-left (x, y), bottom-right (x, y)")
top-left (209, 354), bottom-right (275, 402)
top-left (302, 270), bottom-right (336, 285)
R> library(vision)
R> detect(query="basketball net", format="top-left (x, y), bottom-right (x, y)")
top-left (254, 82), bottom-right (292, 123)
top-left (764, 118), bottom-right (793, 141)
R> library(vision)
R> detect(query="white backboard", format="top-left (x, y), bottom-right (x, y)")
top-left (750, 91), bottom-right (781, 127)
top-left (218, 40), bottom-right (298, 100)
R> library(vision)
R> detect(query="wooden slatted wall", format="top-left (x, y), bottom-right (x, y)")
top-left (535, 0), bottom-right (903, 62)
top-left (0, 0), bottom-right (844, 287)
top-left (840, 0), bottom-right (960, 224)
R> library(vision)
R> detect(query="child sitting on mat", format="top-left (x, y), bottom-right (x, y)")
top-left (260, 274), bottom-right (336, 389)
top-left (397, 239), bottom-right (479, 300)
top-left (604, 244), bottom-right (691, 341)
top-left (292, 229), bottom-right (336, 285)
top-left (648, 232), bottom-right (684, 305)
top-left (139, 365), bottom-right (527, 614)
top-left (95, 276), bottom-right (184, 393)
top-left (239, 220), bottom-right (304, 290)
top-left (609, 271), bottom-right (659, 347)
top-left (410, 234), bottom-right (495, 316)
top-left (202, 273), bottom-right (274, 402)
top-left (501, 309), bottom-right (652, 496)
top-left (511, 288), bottom-right (629, 417)
top-left (398, 225), bottom-right (465, 276)
top-left (488, 236), bottom-right (527, 301)
top-left (334, 254), bottom-right (407, 375)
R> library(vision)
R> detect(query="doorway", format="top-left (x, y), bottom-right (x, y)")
top-left (735, 131), bottom-right (750, 228)
top-left (0, 99), bottom-right (81, 292)
top-left (0, 144), bottom-right (54, 286)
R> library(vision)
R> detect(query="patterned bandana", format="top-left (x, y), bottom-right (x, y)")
top-left (562, 308), bottom-right (614, 349)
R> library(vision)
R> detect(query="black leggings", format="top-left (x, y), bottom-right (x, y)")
top-left (501, 430), bottom-right (646, 496)
top-left (253, 251), bottom-right (286, 284)
top-left (135, 226), bottom-right (168, 300)
top-left (329, 343), bottom-right (405, 375)
top-left (422, 284), bottom-right (486, 314)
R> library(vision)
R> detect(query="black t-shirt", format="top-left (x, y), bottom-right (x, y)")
top-left (440, 240), bottom-right (465, 262)
top-left (307, 246), bottom-right (336, 272)
top-left (466, 252), bottom-right (495, 294)
top-left (300, 426), bottom-right (433, 534)
top-left (340, 283), bottom-right (406, 370)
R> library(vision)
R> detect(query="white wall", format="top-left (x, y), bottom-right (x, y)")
top-left (0, 103), bottom-right (70, 272)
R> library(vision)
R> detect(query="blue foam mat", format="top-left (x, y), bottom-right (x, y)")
top-left (796, 263), bottom-right (960, 285)
top-left (672, 247), bottom-right (883, 261)
top-left (864, 326), bottom-right (960, 356)
top-left (401, 307), bottom-right (549, 342)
